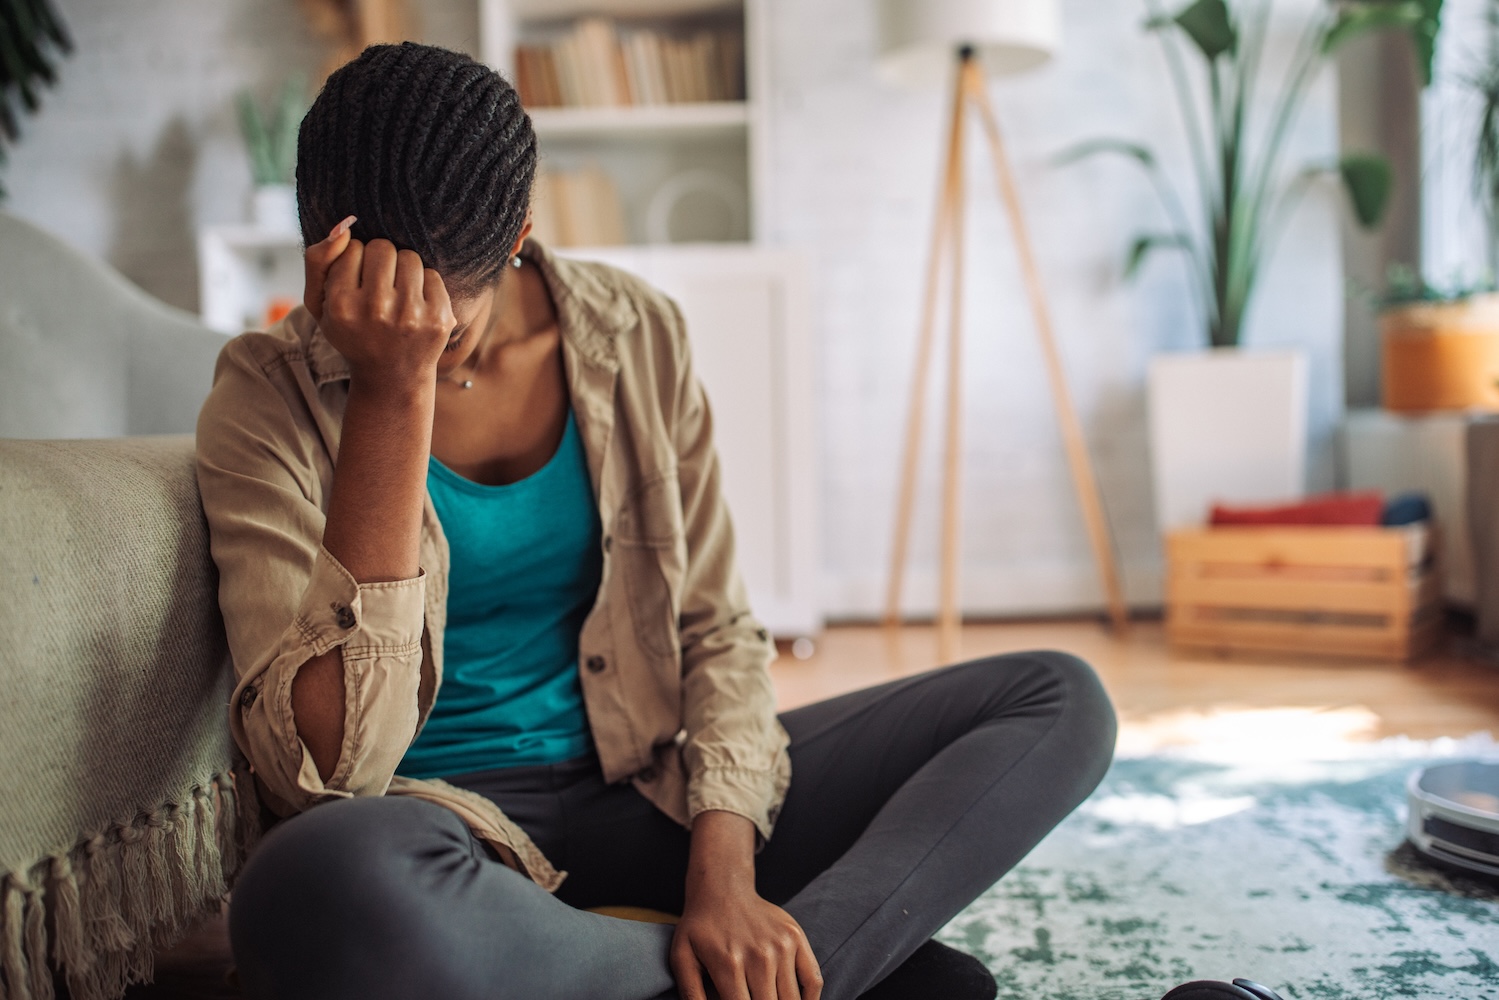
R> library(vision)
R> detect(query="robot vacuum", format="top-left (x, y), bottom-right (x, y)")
top-left (1407, 760), bottom-right (1499, 878)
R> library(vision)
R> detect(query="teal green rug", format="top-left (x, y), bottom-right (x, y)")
top-left (939, 736), bottom-right (1499, 1000)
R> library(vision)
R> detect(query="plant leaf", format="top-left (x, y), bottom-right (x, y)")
top-left (1411, 0), bottom-right (1442, 87)
top-left (1340, 153), bottom-right (1394, 228)
top-left (1052, 138), bottom-right (1159, 170)
top-left (1152, 0), bottom-right (1237, 61)
top-left (1125, 233), bottom-right (1194, 280)
top-left (237, 90), bottom-right (274, 186)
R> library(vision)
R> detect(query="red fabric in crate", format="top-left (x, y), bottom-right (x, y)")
top-left (1209, 491), bottom-right (1385, 527)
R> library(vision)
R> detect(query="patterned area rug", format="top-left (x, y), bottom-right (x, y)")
top-left (939, 735), bottom-right (1499, 1000)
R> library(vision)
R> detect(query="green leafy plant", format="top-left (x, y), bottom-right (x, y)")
top-left (1059, 0), bottom-right (1441, 348)
top-left (1353, 263), bottom-right (1492, 309)
top-left (0, 0), bottom-right (73, 199)
top-left (237, 77), bottom-right (306, 187)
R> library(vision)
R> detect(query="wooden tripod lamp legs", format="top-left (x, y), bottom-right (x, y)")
top-left (967, 65), bottom-right (1130, 635)
top-left (884, 52), bottom-right (1130, 655)
top-left (883, 54), bottom-right (967, 637)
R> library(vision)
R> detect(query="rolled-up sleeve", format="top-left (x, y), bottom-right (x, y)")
top-left (197, 334), bottom-right (428, 815)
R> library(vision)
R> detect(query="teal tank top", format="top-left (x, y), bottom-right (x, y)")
top-left (397, 410), bottom-right (601, 778)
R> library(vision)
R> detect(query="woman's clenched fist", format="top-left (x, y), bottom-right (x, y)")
top-left (303, 216), bottom-right (457, 391)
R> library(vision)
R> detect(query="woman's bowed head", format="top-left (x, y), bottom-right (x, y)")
top-left (296, 42), bottom-right (537, 394)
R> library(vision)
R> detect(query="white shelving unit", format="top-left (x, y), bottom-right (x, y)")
top-left (479, 0), bottom-right (770, 245)
top-left (529, 101), bottom-right (750, 140)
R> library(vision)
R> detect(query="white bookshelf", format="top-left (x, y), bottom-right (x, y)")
top-left (530, 101), bottom-right (750, 140)
top-left (479, 0), bottom-right (770, 246)
top-left (508, 0), bottom-right (737, 16)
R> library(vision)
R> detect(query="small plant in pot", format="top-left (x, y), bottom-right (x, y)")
top-left (1380, 1), bottom-right (1499, 414)
top-left (237, 77), bottom-right (306, 234)
top-left (1060, 0), bottom-right (1440, 530)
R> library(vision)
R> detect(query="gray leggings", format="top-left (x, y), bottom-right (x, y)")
top-left (229, 652), bottom-right (1116, 1000)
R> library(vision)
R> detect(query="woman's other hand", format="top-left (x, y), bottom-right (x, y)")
top-left (672, 811), bottom-right (823, 1000)
top-left (303, 216), bottom-right (456, 389)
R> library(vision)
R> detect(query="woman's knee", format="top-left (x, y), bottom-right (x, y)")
top-left (966, 650), bottom-right (1117, 769)
top-left (230, 796), bottom-right (475, 999)
top-left (1025, 650), bottom-right (1116, 773)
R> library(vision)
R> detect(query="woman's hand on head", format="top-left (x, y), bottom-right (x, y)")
top-left (303, 216), bottom-right (456, 391)
top-left (671, 811), bottom-right (823, 1000)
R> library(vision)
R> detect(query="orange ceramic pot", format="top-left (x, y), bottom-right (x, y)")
top-left (1381, 294), bottom-right (1499, 412)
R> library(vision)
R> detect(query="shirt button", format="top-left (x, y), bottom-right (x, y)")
top-left (586, 655), bottom-right (607, 673)
top-left (238, 686), bottom-right (258, 710)
top-left (638, 766), bottom-right (658, 783)
top-left (334, 605), bottom-right (356, 630)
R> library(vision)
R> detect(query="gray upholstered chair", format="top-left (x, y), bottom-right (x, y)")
top-left (0, 213), bottom-right (251, 999)
top-left (0, 211), bottom-right (227, 438)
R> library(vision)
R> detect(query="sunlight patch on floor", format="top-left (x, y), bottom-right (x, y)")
top-left (1117, 704), bottom-right (1384, 759)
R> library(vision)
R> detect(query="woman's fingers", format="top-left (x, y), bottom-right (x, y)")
top-left (360, 239), bottom-right (400, 305)
top-left (778, 955), bottom-right (802, 1000)
top-left (670, 941), bottom-right (710, 1000)
top-left (748, 951), bottom-right (786, 1000)
top-left (322, 239), bottom-right (365, 323)
top-left (422, 268), bottom-right (455, 331)
top-left (394, 249), bottom-right (424, 297)
top-left (708, 959), bottom-right (752, 1000)
top-left (795, 935), bottom-right (824, 1000)
top-left (302, 215), bottom-right (356, 320)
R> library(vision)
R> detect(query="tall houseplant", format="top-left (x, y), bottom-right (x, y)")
top-left (0, 0), bottom-right (72, 199)
top-left (1064, 0), bottom-right (1440, 349)
top-left (1064, 0), bottom-right (1440, 529)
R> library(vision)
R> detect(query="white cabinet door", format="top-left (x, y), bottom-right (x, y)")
top-left (568, 244), bottom-right (821, 637)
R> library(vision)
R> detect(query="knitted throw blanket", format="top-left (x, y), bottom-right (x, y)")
top-left (0, 437), bottom-right (258, 1000)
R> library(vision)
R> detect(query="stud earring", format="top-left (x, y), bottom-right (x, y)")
top-left (511, 255), bottom-right (523, 268)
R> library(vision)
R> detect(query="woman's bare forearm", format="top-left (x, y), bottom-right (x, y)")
top-left (293, 376), bottom-right (436, 781)
top-left (322, 377), bottom-right (436, 582)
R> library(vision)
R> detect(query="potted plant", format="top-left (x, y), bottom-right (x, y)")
top-left (1378, 270), bottom-right (1499, 412)
top-left (237, 77), bottom-right (306, 234)
top-left (1062, 0), bottom-right (1440, 530)
top-left (1380, 2), bottom-right (1499, 413)
top-left (0, 0), bottom-right (72, 199)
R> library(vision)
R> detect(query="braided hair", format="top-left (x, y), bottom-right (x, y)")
top-left (296, 42), bottom-right (537, 299)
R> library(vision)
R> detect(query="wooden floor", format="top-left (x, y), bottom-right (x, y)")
top-left (770, 619), bottom-right (1499, 753)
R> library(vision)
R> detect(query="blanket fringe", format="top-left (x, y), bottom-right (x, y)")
top-left (0, 769), bottom-right (257, 1000)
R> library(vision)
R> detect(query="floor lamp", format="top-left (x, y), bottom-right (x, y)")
top-left (878, 0), bottom-right (1129, 660)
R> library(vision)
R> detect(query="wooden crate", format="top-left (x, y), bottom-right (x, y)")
top-left (1165, 525), bottom-right (1443, 662)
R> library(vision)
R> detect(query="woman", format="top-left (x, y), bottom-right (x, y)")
top-left (197, 42), bottom-right (1116, 1000)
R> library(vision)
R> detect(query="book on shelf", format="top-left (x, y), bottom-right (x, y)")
top-left (530, 165), bottom-right (628, 248)
top-left (516, 16), bottom-right (745, 110)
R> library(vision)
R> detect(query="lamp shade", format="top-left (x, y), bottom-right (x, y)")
top-left (878, 0), bottom-right (1060, 86)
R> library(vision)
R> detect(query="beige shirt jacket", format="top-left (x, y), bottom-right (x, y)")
top-left (195, 240), bottom-right (791, 891)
